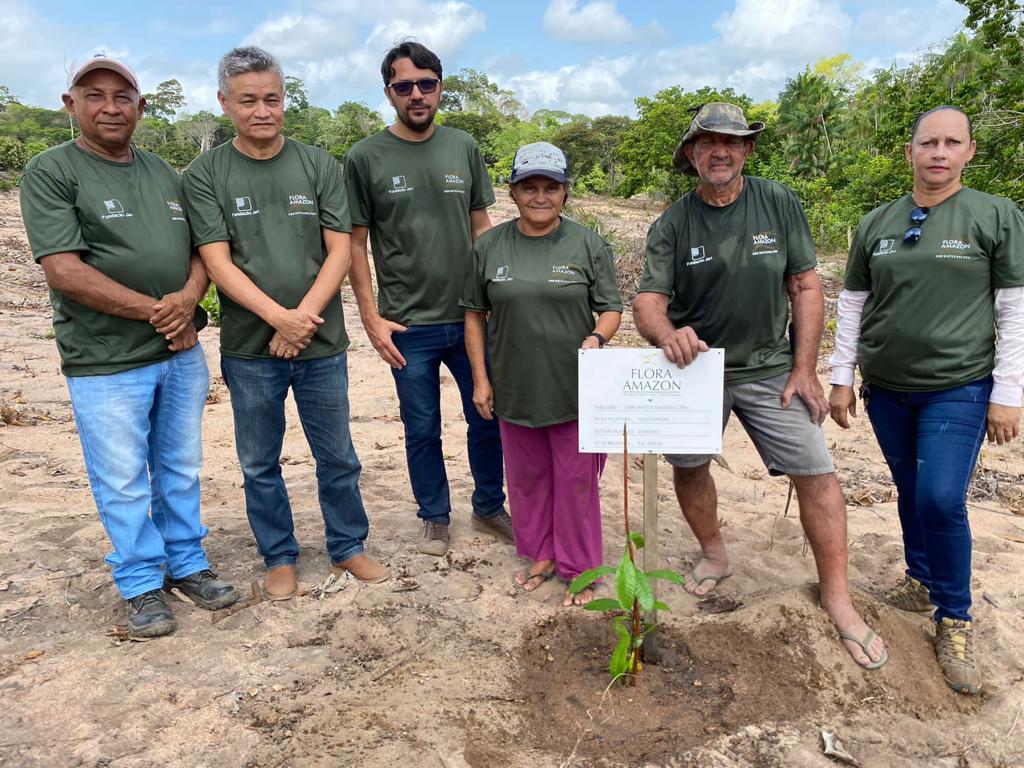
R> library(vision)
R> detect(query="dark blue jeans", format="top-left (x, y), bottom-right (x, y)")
top-left (391, 323), bottom-right (505, 524)
top-left (221, 352), bottom-right (368, 568)
top-left (864, 377), bottom-right (991, 622)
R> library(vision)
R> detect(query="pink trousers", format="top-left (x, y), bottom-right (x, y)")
top-left (498, 419), bottom-right (606, 580)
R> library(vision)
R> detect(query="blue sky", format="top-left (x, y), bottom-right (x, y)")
top-left (2, 0), bottom-right (968, 118)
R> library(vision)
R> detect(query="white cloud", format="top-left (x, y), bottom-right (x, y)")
top-left (542, 0), bottom-right (663, 44)
top-left (714, 0), bottom-right (851, 57)
top-left (853, 0), bottom-right (966, 49)
top-left (244, 15), bottom-right (356, 59)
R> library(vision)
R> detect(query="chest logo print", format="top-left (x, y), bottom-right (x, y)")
top-left (232, 196), bottom-right (259, 218)
top-left (493, 265), bottom-right (512, 282)
top-left (389, 175), bottom-right (414, 195)
top-left (443, 172), bottom-right (466, 195)
top-left (686, 245), bottom-right (711, 266)
top-left (752, 231), bottom-right (779, 256)
top-left (101, 199), bottom-right (133, 221)
top-left (548, 264), bottom-right (582, 284)
top-left (166, 199), bottom-right (186, 223)
top-left (288, 193), bottom-right (317, 217)
top-left (873, 239), bottom-right (896, 256)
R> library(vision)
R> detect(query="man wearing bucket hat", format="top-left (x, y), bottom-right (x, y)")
top-left (633, 102), bottom-right (888, 670)
top-left (19, 54), bottom-right (240, 637)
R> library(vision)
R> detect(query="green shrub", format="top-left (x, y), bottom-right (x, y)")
top-left (0, 137), bottom-right (29, 172)
top-left (200, 285), bottom-right (221, 327)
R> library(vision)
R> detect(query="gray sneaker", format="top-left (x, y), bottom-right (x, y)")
top-left (417, 520), bottom-right (450, 556)
top-left (471, 510), bottom-right (514, 544)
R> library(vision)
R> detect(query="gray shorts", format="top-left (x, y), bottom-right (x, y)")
top-left (664, 372), bottom-right (834, 477)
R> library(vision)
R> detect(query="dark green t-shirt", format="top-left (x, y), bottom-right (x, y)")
top-left (461, 217), bottom-right (622, 427)
top-left (845, 188), bottom-right (1024, 391)
top-left (638, 176), bottom-right (817, 385)
top-left (345, 126), bottom-right (495, 325)
top-left (20, 141), bottom-right (204, 377)
top-left (182, 138), bottom-right (351, 360)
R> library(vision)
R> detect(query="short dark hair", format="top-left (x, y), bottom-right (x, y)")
top-left (380, 40), bottom-right (442, 86)
top-left (911, 106), bottom-right (973, 141)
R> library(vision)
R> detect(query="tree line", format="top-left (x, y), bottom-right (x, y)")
top-left (0, 0), bottom-right (1019, 251)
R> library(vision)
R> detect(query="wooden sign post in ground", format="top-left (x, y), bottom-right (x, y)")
top-left (642, 453), bottom-right (659, 662)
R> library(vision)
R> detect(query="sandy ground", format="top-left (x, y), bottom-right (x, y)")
top-left (1, 188), bottom-right (1023, 768)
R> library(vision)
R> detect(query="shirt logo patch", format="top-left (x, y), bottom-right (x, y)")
top-left (232, 196), bottom-right (259, 218)
top-left (101, 199), bottom-right (132, 220)
top-left (752, 231), bottom-right (779, 256)
top-left (936, 239), bottom-right (975, 261)
top-left (389, 175), bottom-right (414, 195)
top-left (443, 172), bottom-right (466, 195)
top-left (873, 239), bottom-right (897, 256)
top-left (166, 199), bottom-right (186, 223)
top-left (547, 264), bottom-right (583, 283)
top-left (493, 265), bottom-right (512, 282)
top-left (288, 193), bottom-right (317, 217)
top-left (686, 245), bottom-right (711, 266)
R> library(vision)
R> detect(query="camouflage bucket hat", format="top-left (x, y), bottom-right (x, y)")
top-left (672, 102), bottom-right (765, 176)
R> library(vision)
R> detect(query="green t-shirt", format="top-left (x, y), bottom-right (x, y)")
top-left (182, 138), bottom-right (351, 360)
top-left (638, 176), bottom-right (817, 385)
top-left (344, 126), bottom-right (495, 325)
top-left (20, 141), bottom-right (204, 377)
top-left (844, 188), bottom-right (1024, 391)
top-left (461, 217), bottom-right (622, 427)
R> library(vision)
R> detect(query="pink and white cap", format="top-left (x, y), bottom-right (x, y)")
top-left (67, 55), bottom-right (140, 92)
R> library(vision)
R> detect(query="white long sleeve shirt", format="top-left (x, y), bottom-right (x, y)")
top-left (829, 286), bottom-right (1024, 406)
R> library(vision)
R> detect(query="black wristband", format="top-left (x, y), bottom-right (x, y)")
top-left (588, 332), bottom-right (607, 347)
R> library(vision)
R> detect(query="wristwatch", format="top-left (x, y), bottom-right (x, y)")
top-left (587, 332), bottom-right (607, 347)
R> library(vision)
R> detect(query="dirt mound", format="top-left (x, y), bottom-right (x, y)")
top-left (512, 588), bottom-right (973, 767)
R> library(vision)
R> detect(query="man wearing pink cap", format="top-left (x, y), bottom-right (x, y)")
top-left (19, 55), bottom-right (239, 638)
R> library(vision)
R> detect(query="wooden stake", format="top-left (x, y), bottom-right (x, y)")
top-left (642, 453), bottom-right (659, 662)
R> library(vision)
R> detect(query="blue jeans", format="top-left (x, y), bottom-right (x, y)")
top-left (391, 323), bottom-right (505, 524)
top-left (221, 352), bottom-right (367, 568)
top-left (864, 377), bottom-right (991, 622)
top-left (67, 344), bottom-right (210, 599)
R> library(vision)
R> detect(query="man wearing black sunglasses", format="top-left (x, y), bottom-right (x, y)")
top-left (345, 41), bottom-right (510, 558)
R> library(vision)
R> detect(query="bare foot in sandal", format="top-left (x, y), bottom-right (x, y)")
top-left (515, 559), bottom-right (556, 592)
top-left (563, 585), bottom-right (595, 607)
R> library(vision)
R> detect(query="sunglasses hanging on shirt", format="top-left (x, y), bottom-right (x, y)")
top-left (903, 206), bottom-right (930, 244)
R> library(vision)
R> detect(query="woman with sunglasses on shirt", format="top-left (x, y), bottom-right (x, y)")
top-left (462, 142), bottom-right (622, 607)
top-left (828, 106), bottom-right (1024, 695)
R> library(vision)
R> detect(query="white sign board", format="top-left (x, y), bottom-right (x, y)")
top-left (578, 348), bottom-right (725, 454)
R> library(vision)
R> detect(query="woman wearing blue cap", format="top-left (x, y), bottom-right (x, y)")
top-left (829, 106), bottom-right (1024, 694)
top-left (462, 142), bottom-right (622, 606)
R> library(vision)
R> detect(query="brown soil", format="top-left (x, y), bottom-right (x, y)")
top-left (2, 189), bottom-right (1024, 767)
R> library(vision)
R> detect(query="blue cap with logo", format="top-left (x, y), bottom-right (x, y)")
top-left (510, 141), bottom-right (570, 184)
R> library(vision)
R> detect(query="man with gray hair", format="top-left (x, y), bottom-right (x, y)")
top-left (633, 102), bottom-right (887, 670)
top-left (20, 54), bottom-right (239, 637)
top-left (183, 46), bottom-right (387, 599)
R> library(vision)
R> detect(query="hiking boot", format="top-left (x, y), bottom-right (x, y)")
top-left (126, 589), bottom-right (176, 638)
top-left (883, 575), bottom-right (933, 613)
top-left (933, 617), bottom-right (981, 695)
top-left (417, 520), bottom-right (450, 556)
top-left (164, 569), bottom-right (241, 610)
top-left (471, 510), bottom-right (514, 544)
